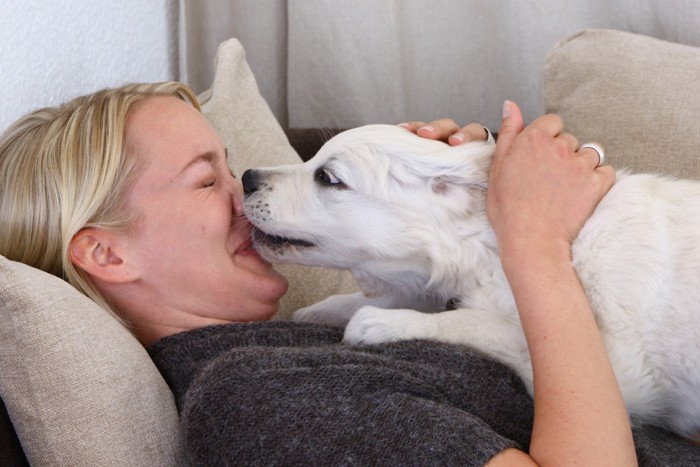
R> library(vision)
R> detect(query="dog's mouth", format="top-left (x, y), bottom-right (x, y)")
top-left (252, 228), bottom-right (316, 249)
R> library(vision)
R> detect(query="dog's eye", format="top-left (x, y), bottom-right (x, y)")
top-left (315, 168), bottom-right (346, 188)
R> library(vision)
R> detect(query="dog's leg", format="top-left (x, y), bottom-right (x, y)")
top-left (293, 292), bottom-right (372, 327)
top-left (344, 306), bottom-right (533, 389)
top-left (293, 292), bottom-right (443, 327)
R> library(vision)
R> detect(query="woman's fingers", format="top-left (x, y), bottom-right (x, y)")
top-left (558, 133), bottom-right (579, 152)
top-left (399, 118), bottom-right (460, 140)
top-left (522, 113), bottom-right (565, 140)
top-left (449, 123), bottom-right (493, 145)
top-left (397, 121), bottom-right (428, 133)
top-left (400, 119), bottom-right (492, 145)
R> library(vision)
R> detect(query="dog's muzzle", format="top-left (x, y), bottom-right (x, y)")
top-left (241, 168), bottom-right (316, 250)
top-left (242, 169), bottom-right (263, 195)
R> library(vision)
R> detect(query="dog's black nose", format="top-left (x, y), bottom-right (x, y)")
top-left (241, 169), bottom-right (260, 195)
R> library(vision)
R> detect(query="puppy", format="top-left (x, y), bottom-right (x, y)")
top-left (242, 124), bottom-right (700, 439)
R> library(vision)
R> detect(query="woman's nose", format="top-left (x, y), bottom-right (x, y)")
top-left (231, 178), bottom-right (245, 213)
top-left (232, 176), bottom-right (244, 197)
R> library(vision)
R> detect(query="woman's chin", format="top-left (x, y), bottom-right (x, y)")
top-left (253, 266), bottom-right (290, 305)
top-left (269, 268), bottom-right (290, 299)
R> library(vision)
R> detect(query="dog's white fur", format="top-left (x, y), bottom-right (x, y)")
top-left (242, 124), bottom-right (700, 438)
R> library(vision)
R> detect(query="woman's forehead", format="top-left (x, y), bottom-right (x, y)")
top-left (127, 97), bottom-right (220, 165)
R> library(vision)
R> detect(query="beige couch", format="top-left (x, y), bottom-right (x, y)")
top-left (1, 29), bottom-right (699, 465)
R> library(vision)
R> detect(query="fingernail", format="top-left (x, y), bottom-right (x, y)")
top-left (398, 122), bottom-right (411, 129)
top-left (502, 100), bottom-right (513, 119)
top-left (449, 132), bottom-right (466, 145)
top-left (419, 124), bottom-right (435, 133)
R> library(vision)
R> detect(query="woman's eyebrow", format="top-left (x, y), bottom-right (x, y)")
top-left (176, 151), bottom-right (218, 178)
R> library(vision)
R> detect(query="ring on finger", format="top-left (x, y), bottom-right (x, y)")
top-left (577, 142), bottom-right (606, 168)
top-left (483, 126), bottom-right (495, 144)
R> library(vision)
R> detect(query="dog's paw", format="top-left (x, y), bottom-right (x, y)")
top-left (293, 306), bottom-right (336, 325)
top-left (292, 302), bottom-right (356, 327)
top-left (293, 292), bottom-right (381, 327)
top-left (343, 307), bottom-right (427, 345)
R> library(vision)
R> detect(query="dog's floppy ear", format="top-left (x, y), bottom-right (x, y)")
top-left (430, 174), bottom-right (488, 195)
top-left (423, 142), bottom-right (492, 196)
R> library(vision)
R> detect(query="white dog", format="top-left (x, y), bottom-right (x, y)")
top-left (242, 124), bottom-right (700, 439)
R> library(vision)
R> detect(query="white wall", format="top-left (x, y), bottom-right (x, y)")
top-left (0, 0), bottom-right (178, 132)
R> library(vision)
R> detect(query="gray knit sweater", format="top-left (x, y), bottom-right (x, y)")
top-left (148, 321), bottom-right (700, 466)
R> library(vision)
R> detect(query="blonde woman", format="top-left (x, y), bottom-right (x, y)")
top-left (3, 83), bottom-right (685, 465)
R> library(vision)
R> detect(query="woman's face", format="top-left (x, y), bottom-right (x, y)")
top-left (120, 96), bottom-right (288, 327)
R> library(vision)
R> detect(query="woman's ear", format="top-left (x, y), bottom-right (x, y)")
top-left (70, 228), bottom-right (139, 284)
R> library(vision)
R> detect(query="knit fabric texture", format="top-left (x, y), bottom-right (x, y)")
top-left (149, 321), bottom-right (700, 466)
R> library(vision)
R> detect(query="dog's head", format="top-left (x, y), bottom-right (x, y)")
top-left (242, 124), bottom-right (494, 277)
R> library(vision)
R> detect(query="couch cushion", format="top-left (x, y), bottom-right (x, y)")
top-left (0, 256), bottom-right (181, 466)
top-left (543, 29), bottom-right (700, 179)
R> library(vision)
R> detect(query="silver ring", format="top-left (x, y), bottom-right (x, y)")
top-left (483, 126), bottom-right (495, 145)
top-left (577, 142), bottom-right (605, 168)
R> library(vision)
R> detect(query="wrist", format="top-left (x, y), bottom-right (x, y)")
top-left (498, 233), bottom-right (573, 272)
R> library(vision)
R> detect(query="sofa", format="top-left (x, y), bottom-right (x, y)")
top-left (1, 29), bottom-right (700, 465)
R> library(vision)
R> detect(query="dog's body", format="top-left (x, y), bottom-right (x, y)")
top-left (242, 124), bottom-right (700, 438)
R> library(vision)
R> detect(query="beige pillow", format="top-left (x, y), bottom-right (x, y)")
top-left (0, 256), bottom-right (181, 466)
top-left (199, 38), bottom-right (357, 320)
top-left (543, 29), bottom-right (700, 179)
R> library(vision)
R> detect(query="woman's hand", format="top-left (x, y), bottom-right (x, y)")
top-left (399, 119), bottom-right (491, 146)
top-left (487, 101), bottom-right (616, 263)
top-left (486, 101), bottom-right (636, 466)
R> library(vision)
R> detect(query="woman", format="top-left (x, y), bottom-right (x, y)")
top-left (0, 83), bottom-right (641, 465)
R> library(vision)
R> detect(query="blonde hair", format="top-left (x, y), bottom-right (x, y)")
top-left (0, 82), bottom-right (200, 316)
